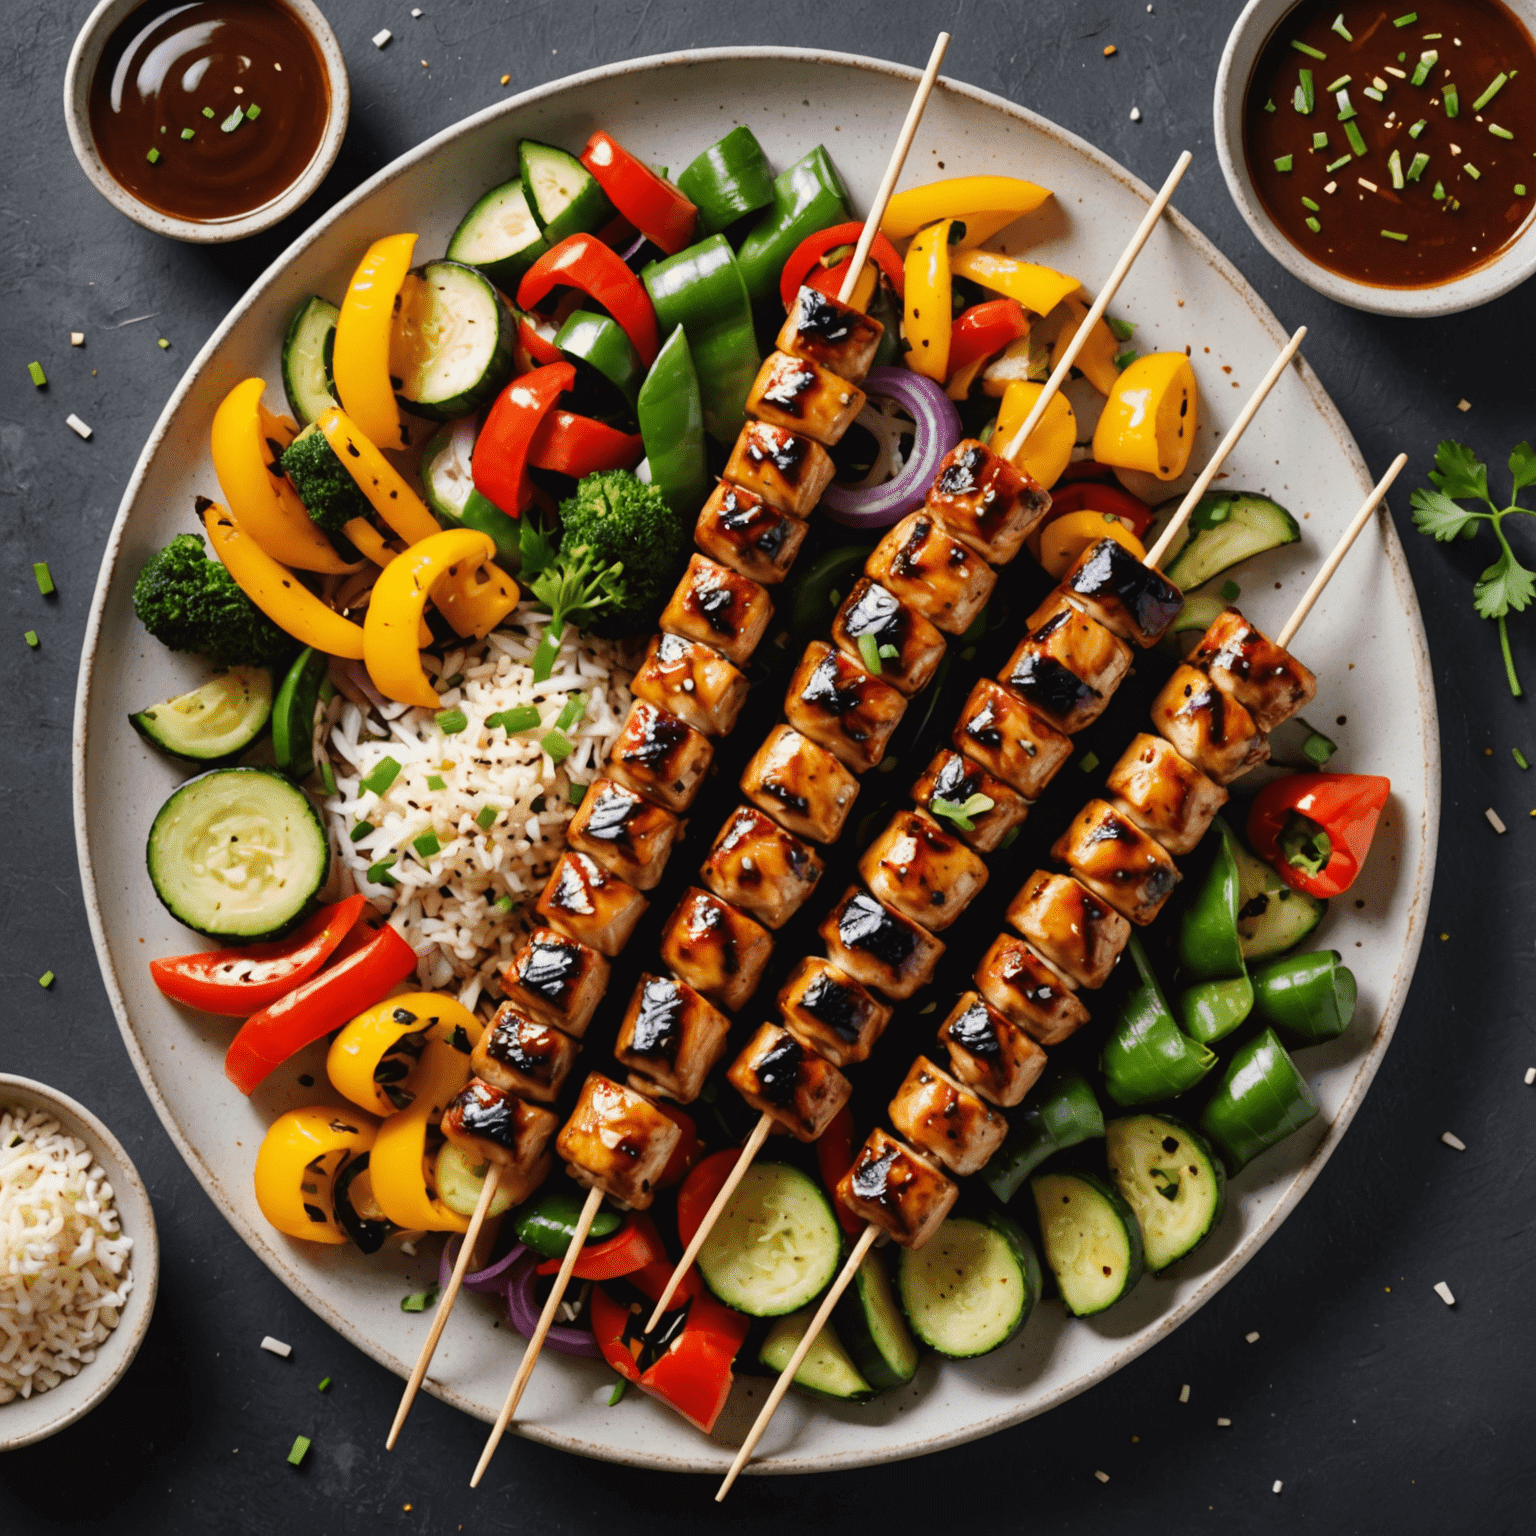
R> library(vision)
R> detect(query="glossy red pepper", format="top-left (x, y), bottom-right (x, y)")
top-left (815, 1104), bottom-right (863, 1235)
top-left (528, 410), bottom-right (644, 477)
top-left (946, 299), bottom-right (1030, 379)
top-left (223, 923), bottom-right (419, 1094)
top-left (580, 131), bottom-right (698, 255)
top-left (471, 361), bottom-right (575, 515)
top-left (778, 221), bottom-right (906, 309)
top-left (515, 314), bottom-right (564, 369)
top-left (149, 896), bottom-right (367, 1017)
top-left (653, 1100), bottom-right (701, 1189)
top-left (1247, 773), bottom-right (1391, 899)
top-left (536, 1213), bottom-right (668, 1281)
top-left (675, 1148), bottom-right (738, 1248)
top-left (1035, 480), bottom-right (1155, 538)
top-left (517, 235), bottom-right (659, 365)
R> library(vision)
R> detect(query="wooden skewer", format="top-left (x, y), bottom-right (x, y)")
top-left (998, 149), bottom-right (1193, 464)
top-left (470, 1182), bottom-right (604, 1488)
top-left (387, 1164), bottom-right (503, 1449)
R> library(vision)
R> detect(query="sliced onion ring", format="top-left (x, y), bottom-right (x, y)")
top-left (504, 1249), bottom-right (603, 1357)
top-left (439, 1235), bottom-right (529, 1296)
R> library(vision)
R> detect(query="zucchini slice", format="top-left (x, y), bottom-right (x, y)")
top-left (1158, 491), bottom-right (1301, 591)
top-left (697, 1161), bottom-right (842, 1317)
top-left (390, 260), bottom-right (516, 422)
top-left (519, 139), bottom-right (615, 244)
top-left (1031, 1169), bottom-right (1145, 1317)
top-left (758, 1311), bottom-right (874, 1402)
top-left (898, 1213), bottom-right (1041, 1358)
top-left (420, 418), bottom-right (524, 571)
top-left (833, 1245), bottom-right (919, 1388)
top-left (281, 295), bottom-right (340, 426)
top-left (1106, 1115), bottom-right (1226, 1273)
top-left (130, 667), bottom-right (272, 765)
top-left (446, 177), bottom-right (550, 287)
top-left (146, 767), bottom-right (330, 940)
top-left (1234, 835), bottom-right (1327, 959)
top-left (1157, 592), bottom-right (1227, 657)
top-left (435, 1142), bottom-right (516, 1219)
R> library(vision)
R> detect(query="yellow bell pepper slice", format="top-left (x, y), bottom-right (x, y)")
top-left (210, 379), bottom-right (356, 574)
top-left (327, 991), bottom-right (484, 1118)
top-left (904, 218), bottom-right (957, 382)
top-left (369, 1037), bottom-right (476, 1233)
top-left (202, 500), bottom-right (367, 659)
top-left (994, 381), bottom-right (1077, 490)
top-left (1092, 352), bottom-right (1199, 481)
top-left (334, 232), bottom-right (417, 450)
top-left (882, 176), bottom-right (1052, 240)
top-left (1038, 510), bottom-right (1146, 578)
top-left (364, 528), bottom-right (497, 707)
top-left (949, 249), bottom-right (1082, 319)
top-left (1051, 295), bottom-right (1123, 397)
top-left (951, 209), bottom-right (1032, 249)
top-left (253, 1105), bottom-right (378, 1244)
top-left (340, 518), bottom-right (432, 647)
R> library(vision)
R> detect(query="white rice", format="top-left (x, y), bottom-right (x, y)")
top-left (0, 1105), bottom-right (134, 1403)
top-left (320, 606), bottom-right (635, 1009)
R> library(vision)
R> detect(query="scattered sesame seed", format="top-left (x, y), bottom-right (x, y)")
top-left (501, 74), bottom-right (510, 85)
top-left (1246, 1330), bottom-right (1261, 1343)
top-left (1358, 176), bottom-right (1379, 191)
top-left (1441, 1131), bottom-right (1466, 1151)
top-left (1130, 105), bottom-right (1142, 121)
top-left (399, 1240), bottom-right (418, 1257)
top-left (1179, 1383), bottom-right (1190, 1403)
top-left (1094, 1470), bottom-right (1110, 1483)
top-left (1457, 398), bottom-right (1472, 411)
top-left (1524, 1067), bottom-right (1535, 1085)
top-left (1217, 1416), bottom-right (1232, 1426)
top-left (373, 27), bottom-right (392, 47)
top-left (66, 413), bottom-right (92, 439)
top-left (1325, 179), bottom-right (1338, 192)
top-left (1434, 1281), bottom-right (1456, 1306)
top-left (1273, 1480), bottom-right (1284, 1495)
top-left (70, 332), bottom-right (84, 347)
top-left (1486, 807), bottom-right (1507, 833)
top-left (261, 1336), bottom-right (292, 1358)
top-left (421, 59), bottom-right (429, 66)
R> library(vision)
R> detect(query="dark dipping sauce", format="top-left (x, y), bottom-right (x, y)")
top-left (89, 0), bottom-right (329, 224)
top-left (1245, 0), bottom-right (1536, 286)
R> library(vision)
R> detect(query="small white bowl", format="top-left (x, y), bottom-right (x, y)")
top-left (1214, 0), bottom-right (1536, 315)
top-left (63, 0), bottom-right (349, 244)
top-left (0, 1075), bottom-right (159, 1451)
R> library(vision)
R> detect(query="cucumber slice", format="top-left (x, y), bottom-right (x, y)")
top-left (146, 767), bottom-right (330, 940)
top-left (1106, 1115), bottom-right (1226, 1273)
top-left (833, 1245), bottom-right (919, 1388)
top-left (271, 647), bottom-right (327, 780)
top-left (1158, 591), bottom-right (1227, 657)
top-left (1234, 835), bottom-right (1327, 959)
top-left (390, 260), bottom-right (516, 422)
top-left (281, 296), bottom-right (340, 426)
top-left (758, 1311), bottom-right (874, 1402)
top-left (446, 178), bottom-right (550, 287)
top-left (130, 666), bottom-right (272, 764)
top-left (698, 1161), bottom-right (841, 1317)
top-left (1158, 491), bottom-right (1301, 590)
top-left (420, 418), bottom-right (524, 571)
top-left (519, 139), bottom-right (615, 244)
top-left (435, 1141), bottom-right (516, 1219)
top-left (1031, 1169), bottom-right (1144, 1317)
top-left (898, 1213), bottom-right (1040, 1358)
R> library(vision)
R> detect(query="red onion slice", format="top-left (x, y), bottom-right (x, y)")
top-left (504, 1249), bottom-right (603, 1357)
top-left (439, 1236), bottom-right (529, 1296)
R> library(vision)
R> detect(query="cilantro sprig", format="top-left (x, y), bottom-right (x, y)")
top-left (1411, 439), bottom-right (1536, 696)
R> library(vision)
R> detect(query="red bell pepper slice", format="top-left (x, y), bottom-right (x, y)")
top-left (528, 410), bottom-right (644, 477)
top-left (580, 131), bottom-right (698, 256)
top-left (1247, 773), bottom-right (1392, 899)
top-left (223, 922), bottom-right (419, 1094)
top-left (779, 221), bottom-right (906, 309)
top-left (675, 1148), bottom-right (740, 1248)
top-left (946, 299), bottom-right (1031, 380)
top-left (516, 235), bottom-right (659, 366)
top-left (535, 1213), bottom-right (667, 1281)
top-left (1035, 480), bottom-right (1155, 538)
top-left (1056, 458), bottom-right (1122, 484)
top-left (653, 1100), bottom-right (701, 1189)
top-left (515, 313), bottom-right (563, 370)
top-left (472, 361), bottom-right (574, 515)
top-left (814, 1104), bottom-right (863, 1235)
top-left (149, 895), bottom-right (367, 1017)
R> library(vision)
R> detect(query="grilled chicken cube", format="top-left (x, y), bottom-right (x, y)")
top-left (784, 640), bottom-right (907, 773)
top-left (910, 748), bottom-right (1030, 853)
top-left (659, 554), bottom-right (773, 668)
top-left (953, 678), bottom-right (1072, 798)
top-left (938, 991), bottom-right (1049, 1108)
top-left (631, 632), bottom-right (749, 738)
top-left (836, 1127), bottom-right (957, 1250)
top-left (889, 1055), bottom-right (1008, 1177)
top-left (1056, 537), bottom-right (1183, 648)
top-left (566, 777), bottom-right (679, 892)
top-left (694, 480), bottom-right (809, 586)
top-left (745, 349), bottom-right (866, 446)
top-left (740, 724), bottom-right (860, 844)
top-left (858, 808), bottom-right (989, 932)
top-left (442, 1078), bottom-right (559, 1177)
top-left (974, 933), bottom-right (1090, 1046)
top-left (1006, 870), bottom-right (1131, 990)
top-left (535, 851), bottom-right (648, 957)
top-left (614, 974), bottom-right (731, 1104)
top-left (700, 805), bottom-right (824, 930)
top-left (1151, 664), bottom-right (1270, 785)
top-left (500, 927), bottom-right (610, 1039)
top-left (818, 885), bottom-right (945, 999)
top-left (556, 1073), bottom-right (681, 1210)
top-left (777, 285), bottom-right (884, 383)
top-left (1001, 601), bottom-right (1132, 735)
top-left (776, 956), bottom-right (893, 1068)
top-left (866, 510), bottom-right (997, 635)
top-left (925, 440), bottom-right (1052, 563)
top-left (1105, 732), bottom-right (1228, 856)
top-left (606, 700), bottom-right (713, 814)
top-left (658, 886), bottom-right (774, 1012)
top-left (1188, 606), bottom-right (1318, 732)
top-left (830, 578), bottom-right (947, 697)
top-left (723, 421), bottom-right (835, 518)
top-left (1051, 798), bottom-right (1182, 926)
top-left (472, 1004), bottom-right (581, 1105)
top-left (725, 1022), bottom-right (851, 1141)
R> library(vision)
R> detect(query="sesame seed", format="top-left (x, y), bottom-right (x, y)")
top-left (400, 1240), bottom-right (417, 1256)
top-left (1179, 1383), bottom-right (1190, 1403)
top-left (1441, 1131), bottom-right (1466, 1151)
top-left (1130, 105), bottom-right (1142, 121)
top-left (1273, 1480), bottom-right (1284, 1495)
top-left (373, 27), bottom-right (392, 47)
top-left (1524, 1067), bottom-right (1535, 1085)
top-left (1486, 807), bottom-right (1507, 833)
top-left (1434, 1281), bottom-right (1456, 1306)
top-left (260, 1336), bottom-right (292, 1358)
top-left (1324, 179), bottom-right (1338, 192)
top-left (1457, 398), bottom-right (1472, 411)
top-left (1245, 1330), bottom-right (1261, 1343)
top-left (1094, 1470), bottom-right (1110, 1483)
top-left (1217, 1416), bottom-right (1232, 1426)
top-left (66, 413), bottom-right (92, 439)
top-left (70, 331), bottom-right (84, 346)
top-left (1358, 177), bottom-right (1379, 191)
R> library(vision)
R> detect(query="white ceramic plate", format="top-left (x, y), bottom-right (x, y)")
top-left (72, 47), bottom-right (1438, 1475)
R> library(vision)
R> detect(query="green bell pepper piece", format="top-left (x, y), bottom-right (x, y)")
top-left (555, 309), bottom-right (645, 416)
top-left (509, 1187), bottom-right (623, 1259)
top-left (981, 1069), bottom-right (1104, 1204)
top-left (642, 234), bottom-right (760, 443)
top-left (1198, 1028), bottom-right (1319, 1173)
top-left (638, 324), bottom-right (710, 519)
top-left (865, 276), bottom-right (904, 369)
top-left (272, 646), bottom-right (327, 781)
top-left (1177, 818), bottom-right (1247, 981)
top-left (736, 145), bottom-right (851, 310)
top-left (1251, 949), bottom-right (1357, 1045)
top-left (1178, 973), bottom-right (1256, 1046)
top-left (1101, 934), bottom-right (1218, 1105)
top-left (676, 125), bottom-right (776, 239)
top-left (788, 544), bottom-right (873, 646)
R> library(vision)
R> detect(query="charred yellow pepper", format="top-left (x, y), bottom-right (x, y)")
top-left (327, 992), bottom-right (484, 1118)
top-left (1051, 295), bottom-right (1123, 397)
top-left (369, 1034), bottom-right (477, 1233)
top-left (334, 232), bottom-right (417, 450)
top-left (949, 249), bottom-right (1082, 319)
top-left (1039, 510), bottom-right (1146, 578)
top-left (904, 218), bottom-right (957, 381)
top-left (882, 176), bottom-right (1053, 241)
top-left (1092, 352), bottom-right (1199, 481)
top-left (994, 380), bottom-right (1077, 489)
top-left (253, 1105), bottom-right (378, 1244)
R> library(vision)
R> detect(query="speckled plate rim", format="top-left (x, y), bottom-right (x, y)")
top-left (71, 46), bottom-right (1439, 1475)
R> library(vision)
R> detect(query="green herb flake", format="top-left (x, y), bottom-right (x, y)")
top-left (1079, 751), bottom-right (1101, 774)
top-left (145, 147), bottom-right (160, 164)
top-left (1295, 69), bottom-right (1316, 113)
top-left (359, 756), bottom-right (402, 796)
top-left (1113, 348), bottom-right (1139, 370)
top-left (857, 631), bottom-right (883, 674)
top-left (202, 105), bottom-right (216, 118)
top-left (33, 562), bottom-right (54, 596)
top-left (1221, 579), bottom-right (1241, 601)
top-left (1393, 11), bottom-right (1417, 25)
top-left (1465, 162), bottom-right (1482, 180)
top-left (1409, 117), bottom-right (1428, 138)
top-left (1108, 317), bottom-right (1137, 340)
top-left (1302, 195), bottom-right (1321, 209)
top-left (401, 1286), bottom-right (439, 1314)
top-left (1326, 73), bottom-right (1352, 92)
top-left (1305, 215), bottom-right (1323, 232)
top-left (1433, 179), bottom-right (1446, 199)
top-left (1444, 83), bottom-right (1460, 118)
top-left (608, 1377), bottom-right (628, 1406)
top-left (27, 361), bottom-right (45, 387)
top-left (286, 1435), bottom-right (311, 1467)
top-left (319, 759), bottom-right (337, 797)
top-left (1490, 123), bottom-right (1514, 140)
top-left (1331, 13), bottom-right (1352, 40)
top-left (180, 127), bottom-right (195, 140)
top-left (554, 692), bottom-right (587, 732)
top-left (1381, 228), bottom-right (1410, 240)
top-left (221, 106), bottom-right (245, 133)
top-left (318, 1377), bottom-right (332, 1392)
top-left (1363, 86), bottom-right (1385, 102)
top-left (1264, 97), bottom-right (1277, 113)
top-left (1345, 119), bottom-right (1369, 156)
top-left (38, 970), bottom-right (54, 989)
top-left (157, 337), bottom-right (170, 349)
top-left (436, 707), bottom-right (468, 735)
top-left (442, 673), bottom-right (465, 689)
top-left (23, 631), bottom-right (38, 649)
top-left (1518, 183), bottom-right (1529, 196)
top-left (1291, 39), bottom-right (1328, 60)
top-left (1313, 131), bottom-right (1330, 150)
top-left (366, 856), bottom-right (397, 886)
top-left (1326, 154), bottom-right (1354, 171)
top-left (1474, 72), bottom-right (1508, 111)
top-left (1411, 50), bottom-right (1438, 86)
top-left (1515, 748), bottom-right (1530, 770)
top-left (1274, 154), bottom-right (1294, 172)
top-left (541, 729), bottom-right (572, 764)
top-left (412, 830), bottom-right (441, 859)
top-left (569, 782), bottom-right (587, 806)
top-left (1302, 730), bottom-right (1339, 766)
top-left (491, 893), bottom-right (514, 914)
top-left (246, 103), bottom-right (262, 120)
top-left (1407, 151), bottom-right (1431, 181)
top-left (426, 773), bottom-right (447, 791)
top-left (491, 704), bottom-right (542, 734)
top-left (475, 804), bottom-right (499, 830)
top-left (348, 818), bottom-right (372, 843)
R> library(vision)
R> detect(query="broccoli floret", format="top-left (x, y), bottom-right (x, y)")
top-left (132, 533), bottom-right (297, 670)
top-left (279, 423), bottom-right (372, 533)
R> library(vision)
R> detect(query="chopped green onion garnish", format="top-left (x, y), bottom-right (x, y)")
top-left (1409, 117), bottom-right (1427, 137)
top-left (1393, 11), bottom-right (1417, 25)
top-left (475, 804), bottom-right (498, 830)
top-left (366, 856), bottom-right (397, 885)
top-left (348, 818), bottom-right (372, 843)
top-left (33, 561), bottom-right (54, 596)
top-left (1381, 228), bottom-right (1410, 240)
top-left (1337, 89), bottom-right (1356, 119)
top-left (1363, 86), bottom-right (1384, 101)
top-left (1326, 154), bottom-right (1354, 172)
top-left (878, 642), bottom-right (900, 660)
top-left (145, 147), bottom-right (160, 164)
top-left (1518, 184), bottom-right (1529, 195)
top-left (857, 631), bottom-right (882, 674)
top-left (999, 825), bottom-right (1022, 851)
top-left (541, 729), bottom-right (572, 763)
top-left (929, 792), bottom-right (995, 833)
top-left (1345, 119), bottom-right (1368, 156)
top-left (1274, 154), bottom-right (1294, 172)
top-left (608, 1377), bottom-right (627, 1406)
top-left (1331, 13), bottom-right (1352, 40)
top-left (1302, 195), bottom-right (1321, 209)
top-left (827, 590), bottom-right (840, 609)
top-left (221, 106), bottom-right (245, 132)
top-left (1264, 98), bottom-right (1277, 113)
top-left (319, 759), bottom-right (337, 797)
top-left (569, 782), bottom-right (587, 806)
top-left (1433, 179), bottom-right (1446, 199)
top-left (442, 673), bottom-right (464, 690)
top-left (1113, 349), bottom-right (1138, 369)
top-left (1444, 83), bottom-right (1459, 118)
top-left (318, 1378), bottom-right (331, 1393)
top-left (23, 631), bottom-right (38, 649)
top-left (1389, 149), bottom-right (1406, 188)
top-left (157, 337), bottom-right (169, 349)
top-left (1079, 751), bottom-right (1100, 774)
top-left (1221, 579), bottom-right (1241, 601)
top-left (1407, 151), bottom-right (1430, 181)
top-left (202, 105), bottom-right (215, 118)
top-left (1291, 39), bottom-right (1327, 59)
top-left (1465, 162), bottom-right (1481, 179)
top-left (426, 773), bottom-right (446, 791)
top-left (287, 1435), bottom-right (311, 1467)
top-left (1515, 748), bottom-right (1530, 770)
top-left (1295, 69), bottom-right (1315, 113)
top-left (1108, 317), bottom-right (1137, 340)
top-left (359, 756), bottom-right (402, 796)
top-left (1423, 31), bottom-right (1441, 38)
top-left (400, 1286), bottom-right (438, 1313)
top-left (1411, 50), bottom-right (1438, 86)
top-left (1305, 215), bottom-right (1322, 232)
top-left (554, 692), bottom-right (587, 732)
top-left (491, 893), bottom-right (514, 913)
top-left (1473, 73), bottom-right (1508, 110)
top-left (1326, 74), bottom-right (1351, 91)
top-left (412, 829), bottom-right (441, 859)
top-left (38, 971), bottom-right (54, 989)
top-left (436, 707), bottom-right (468, 735)
top-left (1313, 131), bottom-right (1329, 149)
top-left (27, 361), bottom-right (45, 387)
top-left (1302, 729), bottom-right (1338, 765)
top-left (246, 103), bottom-right (262, 120)
top-left (181, 127), bottom-right (195, 140)
top-left (491, 704), bottom-right (541, 734)
top-left (1490, 123), bottom-right (1514, 140)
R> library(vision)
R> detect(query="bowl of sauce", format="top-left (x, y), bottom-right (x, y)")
top-left (65, 0), bottom-right (348, 242)
top-left (1216, 0), bottom-right (1536, 313)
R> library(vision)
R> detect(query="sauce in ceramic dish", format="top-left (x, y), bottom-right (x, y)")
top-left (88, 0), bottom-right (330, 224)
top-left (1244, 0), bottom-right (1536, 286)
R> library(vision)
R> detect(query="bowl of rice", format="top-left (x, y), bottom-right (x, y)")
top-left (0, 1074), bottom-right (157, 1449)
